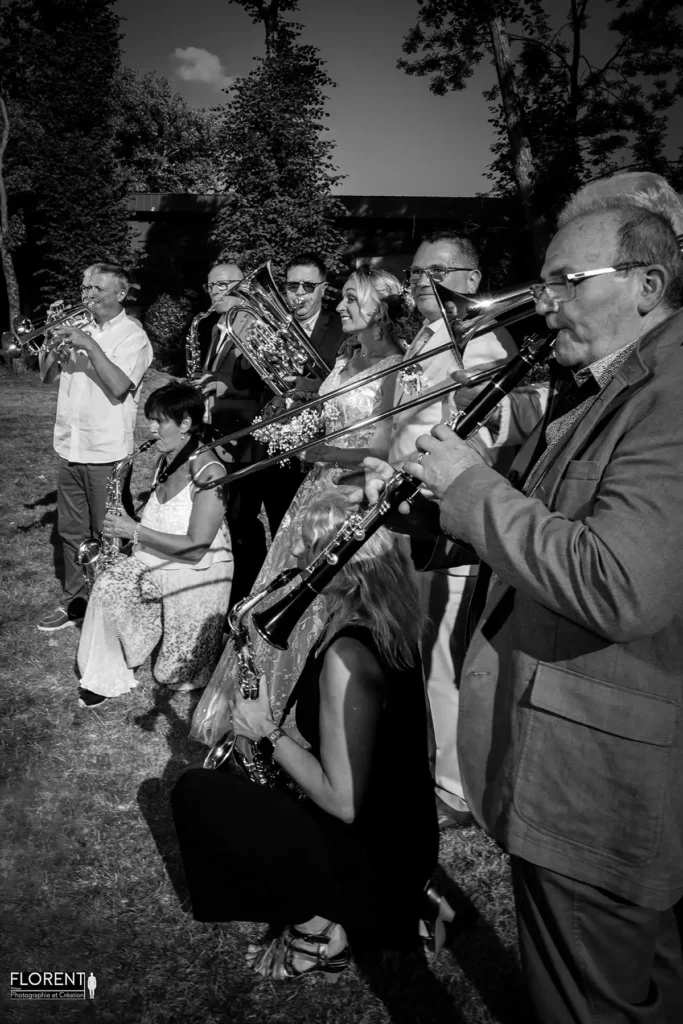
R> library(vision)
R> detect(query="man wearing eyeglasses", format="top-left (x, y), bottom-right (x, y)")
top-left (197, 262), bottom-right (274, 603)
top-left (196, 263), bottom-right (266, 432)
top-left (368, 203), bottom-right (683, 1022)
top-left (283, 253), bottom-right (346, 387)
top-left (389, 231), bottom-right (517, 831)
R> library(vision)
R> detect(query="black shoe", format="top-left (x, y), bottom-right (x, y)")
top-left (37, 606), bottom-right (78, 631)
top-left (436, 795), bottom-right (474, 830)
top-left (78, 687), bottom-right (108, 708)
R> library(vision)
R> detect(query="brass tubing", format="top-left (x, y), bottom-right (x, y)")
top-left (192, 299), bottom-right (537, 456)
top-left (190, 361), bottom-right (503, 492)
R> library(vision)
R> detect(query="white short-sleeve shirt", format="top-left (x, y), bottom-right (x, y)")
top-left (53, 310), bottom-right (153, 463)
top-left (389, 317), bottom-right (517, 467)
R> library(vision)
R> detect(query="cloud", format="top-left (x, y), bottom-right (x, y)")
top-left (173, 47), bottom-right (233, 92)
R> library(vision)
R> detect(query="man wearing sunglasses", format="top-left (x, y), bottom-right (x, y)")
top-left (283, 253), bottom-right (347, 387)
top-left (389, 231), bottom-right (517, 831)
top-left (369, 202), bottom-right (683, 1022)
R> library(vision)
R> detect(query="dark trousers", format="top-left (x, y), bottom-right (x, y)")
top-left (226, 463), bottom-right (306, 608)
top-left (57, 459), bottom-right (115, 612)
top-left (511, 857), bottom-right (683, 1023)
top-left (171, 769), bottom-right (376, 935)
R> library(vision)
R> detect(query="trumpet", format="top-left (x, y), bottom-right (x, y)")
top-left (1, 301), bottom-right (95, 359)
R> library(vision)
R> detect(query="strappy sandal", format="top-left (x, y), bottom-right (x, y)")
top-left (248, 922), bottom-right (350, 982)
top-left (419, 884), bottom-right (456, 956)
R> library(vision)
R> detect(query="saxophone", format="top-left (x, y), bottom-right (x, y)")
top-left (76, 439), bottom-right (158, 592)
top-left (185, 306), bottom-right (215, 383)
top-left (203, 568), bottom-right (305, 800)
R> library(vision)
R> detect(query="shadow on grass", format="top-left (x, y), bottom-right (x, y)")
top-left (21, 489), bottom-right (63, 588)
top-left (356, 947), bottom-right (465, 1024)
top-left (135, 687), bottom-right (202, 913)
top-left (355, 864), bottom-right (527, 1024)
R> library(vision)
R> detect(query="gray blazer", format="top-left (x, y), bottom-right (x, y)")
top-left (426, 309), bottom-right (683, 910)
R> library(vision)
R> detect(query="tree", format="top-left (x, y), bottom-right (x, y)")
top-left (0, 94), bottom-right (21, 324)
top-left (0, 0), bottom-right (131, 308)
top-left (400, 1), bottom-right (683, 253)
top-left (226, 0), bottom-right (302, 53)
top-left (213, 2), bottom-right (346, 276)
top-left (112, 69), bottom-right (225, 195)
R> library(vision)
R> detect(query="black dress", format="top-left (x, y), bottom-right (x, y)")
top-left (172, 625), bottom-right (438, 949)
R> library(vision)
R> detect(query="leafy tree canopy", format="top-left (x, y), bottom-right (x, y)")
top-left (401, 0), bottom-right (683, 214)
top-left (212, 14), bottom-right (346, 277)
top-left (0, 0), bottom-right (131, 305)
top-left (112, 68), bottom-right (225, 195)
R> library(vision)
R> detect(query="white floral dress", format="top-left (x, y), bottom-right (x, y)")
top-left (190, 353), bottom-right (402, 746)
top-left (77, 477), bottom-right (233, 697)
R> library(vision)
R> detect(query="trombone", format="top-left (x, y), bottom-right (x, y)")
top-left (188, 281), bottom-right (539, 488)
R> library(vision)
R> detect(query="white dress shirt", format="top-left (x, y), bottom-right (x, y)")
top-left (389, 317), bottom-right (517, 466)
top-left (52, 310), bottom-right (153, 463)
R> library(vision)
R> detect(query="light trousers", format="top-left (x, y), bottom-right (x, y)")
top-left (419, 570), bottom-right (477, 809)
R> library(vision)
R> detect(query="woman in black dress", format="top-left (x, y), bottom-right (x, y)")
top-left (172, 490), bottom-right (438, 981)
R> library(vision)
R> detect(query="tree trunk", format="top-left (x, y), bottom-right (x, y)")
top-left (487, 14), bottom-right (549, 266)
top-left (0, 94), bottom-right (21, 325)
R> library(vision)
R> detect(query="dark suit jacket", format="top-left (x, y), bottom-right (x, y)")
top-left (296, 307), bottom-right (348, 392)
top-left (422, 309), bottom-right (683, 910)
top-left (205, 313), bottom-right (272, 461)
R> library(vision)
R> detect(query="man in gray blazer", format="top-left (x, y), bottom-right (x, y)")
top-left (368, 203), bottom-right (683, 1022)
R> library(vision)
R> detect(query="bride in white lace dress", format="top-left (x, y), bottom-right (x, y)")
top-left (191, 268), bottom-right (409, 746)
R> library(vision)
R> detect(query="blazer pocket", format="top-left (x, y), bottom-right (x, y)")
top-left (513, 662), bottom-right (674, 867)
top-left (563, 460), bottom-right (601, 480)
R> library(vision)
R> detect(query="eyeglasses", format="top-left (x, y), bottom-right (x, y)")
top-left (530, 263), bottom-right (648, 304)
top-left (408, 265), bottom-right (476, 282)
top-left (285, 280), bottom-right (325, 293)
top-left (204, 280), bottom-right (242, 294)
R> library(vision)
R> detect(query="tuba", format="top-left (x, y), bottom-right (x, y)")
top-left (224, 262), bottom-right (331, 395)
top-left (76, 439), bottom-right (157, 592)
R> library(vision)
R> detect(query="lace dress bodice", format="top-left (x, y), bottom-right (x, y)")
top-left (319, 354), bottom-right (402, 449)
top-left (136, 484), bottom-right (231, 571)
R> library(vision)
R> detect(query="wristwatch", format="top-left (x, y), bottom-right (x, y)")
top-left (262, 726), bottom-right (286, 755)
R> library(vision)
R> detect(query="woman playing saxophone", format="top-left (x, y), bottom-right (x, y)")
top-left (75, 383), bottom-right (233, 708)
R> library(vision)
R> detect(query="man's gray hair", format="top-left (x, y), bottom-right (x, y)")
top-left (84, 263), bottom-right (130, 294)
top-left (559, 172), bottom-right (683, 236)
top-left (419, 231), bottom-right (481, 271)
top-left (609, 205), bottom-right (683, 310)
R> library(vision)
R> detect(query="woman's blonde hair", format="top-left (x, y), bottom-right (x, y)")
top-left (344, 268), bottom-right (410, 350)
top-left (300, 489), bottom-right (422, 670)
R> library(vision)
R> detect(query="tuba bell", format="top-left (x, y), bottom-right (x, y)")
top-left (224, 262), bottom-right (332, 395)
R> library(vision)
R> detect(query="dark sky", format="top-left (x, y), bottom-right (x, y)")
top-left (116, 0), bottom-right (682, 198)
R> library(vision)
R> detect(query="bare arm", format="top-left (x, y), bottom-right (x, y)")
top-left (104, 462), bottom-right (226, 564)
top-left (52, 327), bottom-right (132, 400)
top-left (231, 637), bottom-right (385, 822)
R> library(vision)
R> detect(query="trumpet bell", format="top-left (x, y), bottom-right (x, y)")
top-left (2, 331), bottom-right (22, 359)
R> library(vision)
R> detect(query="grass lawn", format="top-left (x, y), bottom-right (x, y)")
top-left (0, 367), bottom-right (527, 1024)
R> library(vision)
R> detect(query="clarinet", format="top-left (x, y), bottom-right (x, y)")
top-left (252, 331), bottom-right (555, 651)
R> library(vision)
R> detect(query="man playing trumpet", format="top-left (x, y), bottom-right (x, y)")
top-left (37, 263), bottom-right (152, 631)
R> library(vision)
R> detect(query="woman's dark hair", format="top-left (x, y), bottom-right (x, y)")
top-left (144, 382), bottom-right (205, 431)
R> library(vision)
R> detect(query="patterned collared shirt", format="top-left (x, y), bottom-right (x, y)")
top-left (523, 340), bottom-right (637, 493)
